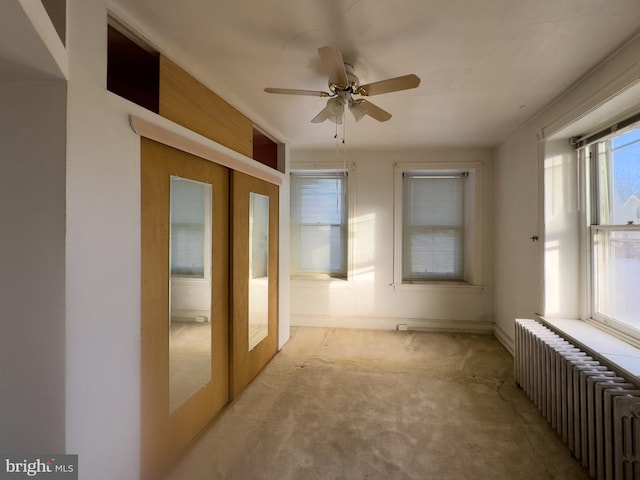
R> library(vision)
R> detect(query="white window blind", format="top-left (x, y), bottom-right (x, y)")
top-left (170, 177), bottom-right (210, 277)
top-left (402, 174), bottom-right (464, 281)
top-left (290, 172), bottom-right (347, 278)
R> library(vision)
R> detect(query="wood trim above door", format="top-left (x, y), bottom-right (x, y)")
top-left (159, 55), bottom-right (253, 158)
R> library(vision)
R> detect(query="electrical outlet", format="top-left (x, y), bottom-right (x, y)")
top-left (397, 323), bottom-right (408, 331)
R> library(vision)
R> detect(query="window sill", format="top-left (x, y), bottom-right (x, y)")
top-left (391, 282), bottom-right (484, 294)
top-left (537, 316), bottom-right (640, 382)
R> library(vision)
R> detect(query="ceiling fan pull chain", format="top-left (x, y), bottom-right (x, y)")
top-left (342, 117), bottom-right (346, 146)
top-left (342, 119), bottom-right (347, 177)
top-left (335, 120), bottom-right (340, 157)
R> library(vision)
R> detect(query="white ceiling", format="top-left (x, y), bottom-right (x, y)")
top-left (115, 1), bottom-right (639, 149)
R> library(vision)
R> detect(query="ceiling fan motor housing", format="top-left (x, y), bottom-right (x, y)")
top-left (330, 63), bottom-right (360, 95)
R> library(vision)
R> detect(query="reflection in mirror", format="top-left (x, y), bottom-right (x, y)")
top-left (169, 176), bottom-right (212, 411)
top-left (248, 192), bottom-right (269, 350)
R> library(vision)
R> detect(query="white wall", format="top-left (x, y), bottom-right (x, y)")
top-left (543, 139), bottom-right (580, 319)
top-left (493, 129), bottom-right (544, 351)
top-left (494, 31), bottom-right (640, 352)
top-left (0, 81), bottom-right (66, 453)
top-left (290, 148), bottom-right (494, 332)
top-left (170, 278), bottom-right (211, 320)
top-left (279, 143), bottom-right (291, 349)
top-left (66, 1), bottom-right (142, 476)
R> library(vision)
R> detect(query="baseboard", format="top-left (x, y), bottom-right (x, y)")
top-left (290, 314), bottom-right (494, 334)
top-left (493, 323), bottom-right (514, 356)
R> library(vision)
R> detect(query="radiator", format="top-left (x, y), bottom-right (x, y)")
top-left (514, 318), bottom-right (640, 480)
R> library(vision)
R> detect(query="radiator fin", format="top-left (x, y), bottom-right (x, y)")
top-left (515, 319), bottom-right (640, 480)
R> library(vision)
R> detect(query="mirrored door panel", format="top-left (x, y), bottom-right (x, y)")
top-left (231, 172), bottom-right (279, 398)
top-left (141, 139), bottom-right (229, 480)
top-left (169, 176), bottom-right (212, 411)
top-left (248, 192), bottom-right (269, 350)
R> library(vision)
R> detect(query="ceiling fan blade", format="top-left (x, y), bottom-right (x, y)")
top-left (354, 99), bottom-right (392, 122)
top-left (318, 46), bottom-right (348, 87)
top-left (358, 74), bottom-right (421, 96)
top-left (311, 106), bottom-right (343, 124)
top-left (264, 87), bottom-right (330, 97)
top-left (311, 106), bottom-right (332, 123)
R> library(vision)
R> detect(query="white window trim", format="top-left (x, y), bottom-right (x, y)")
top-left (392, 161), bottom-right (484, 291)
top-left (579, 132), bottom-right (640, 343)
top-left (590, 226), bottom-right (640, 340)
top-left (290, 161), bottom-right (355, 283)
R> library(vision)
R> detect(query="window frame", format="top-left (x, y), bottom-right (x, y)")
top-left (402, 173), bottom-right (466, 281)
top-left (393, 161), bottom-right (483, 291)
top-left (581, 131), bottom-right (640, 338)
top-left (289, 162), bottom-right (355, 281)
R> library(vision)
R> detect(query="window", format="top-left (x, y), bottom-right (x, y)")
top-left (290, 170), bottom-right (350, 279)
top-left (402, 173), bottom-right (464, 281)
top-left (393, 162), bottom-right (483, 288)
top-left (585, 126), bottom-right (640, 333)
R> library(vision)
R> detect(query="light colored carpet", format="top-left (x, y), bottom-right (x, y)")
top-left (165, 327), bottom-right (590, 480)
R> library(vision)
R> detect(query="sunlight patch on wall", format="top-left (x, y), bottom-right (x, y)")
top-left (352, 212), bottom-right (376, 279)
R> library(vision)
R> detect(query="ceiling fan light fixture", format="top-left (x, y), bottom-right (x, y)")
top-left (327, 96), bottom-right (345, 116)
top-left (326, 96), bottom-right (345, 124)
top-left (350, 100), bottom-right (367, 122)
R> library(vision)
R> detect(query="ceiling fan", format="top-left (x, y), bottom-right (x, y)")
top-left (264, 47), bottom-right (421, 124)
